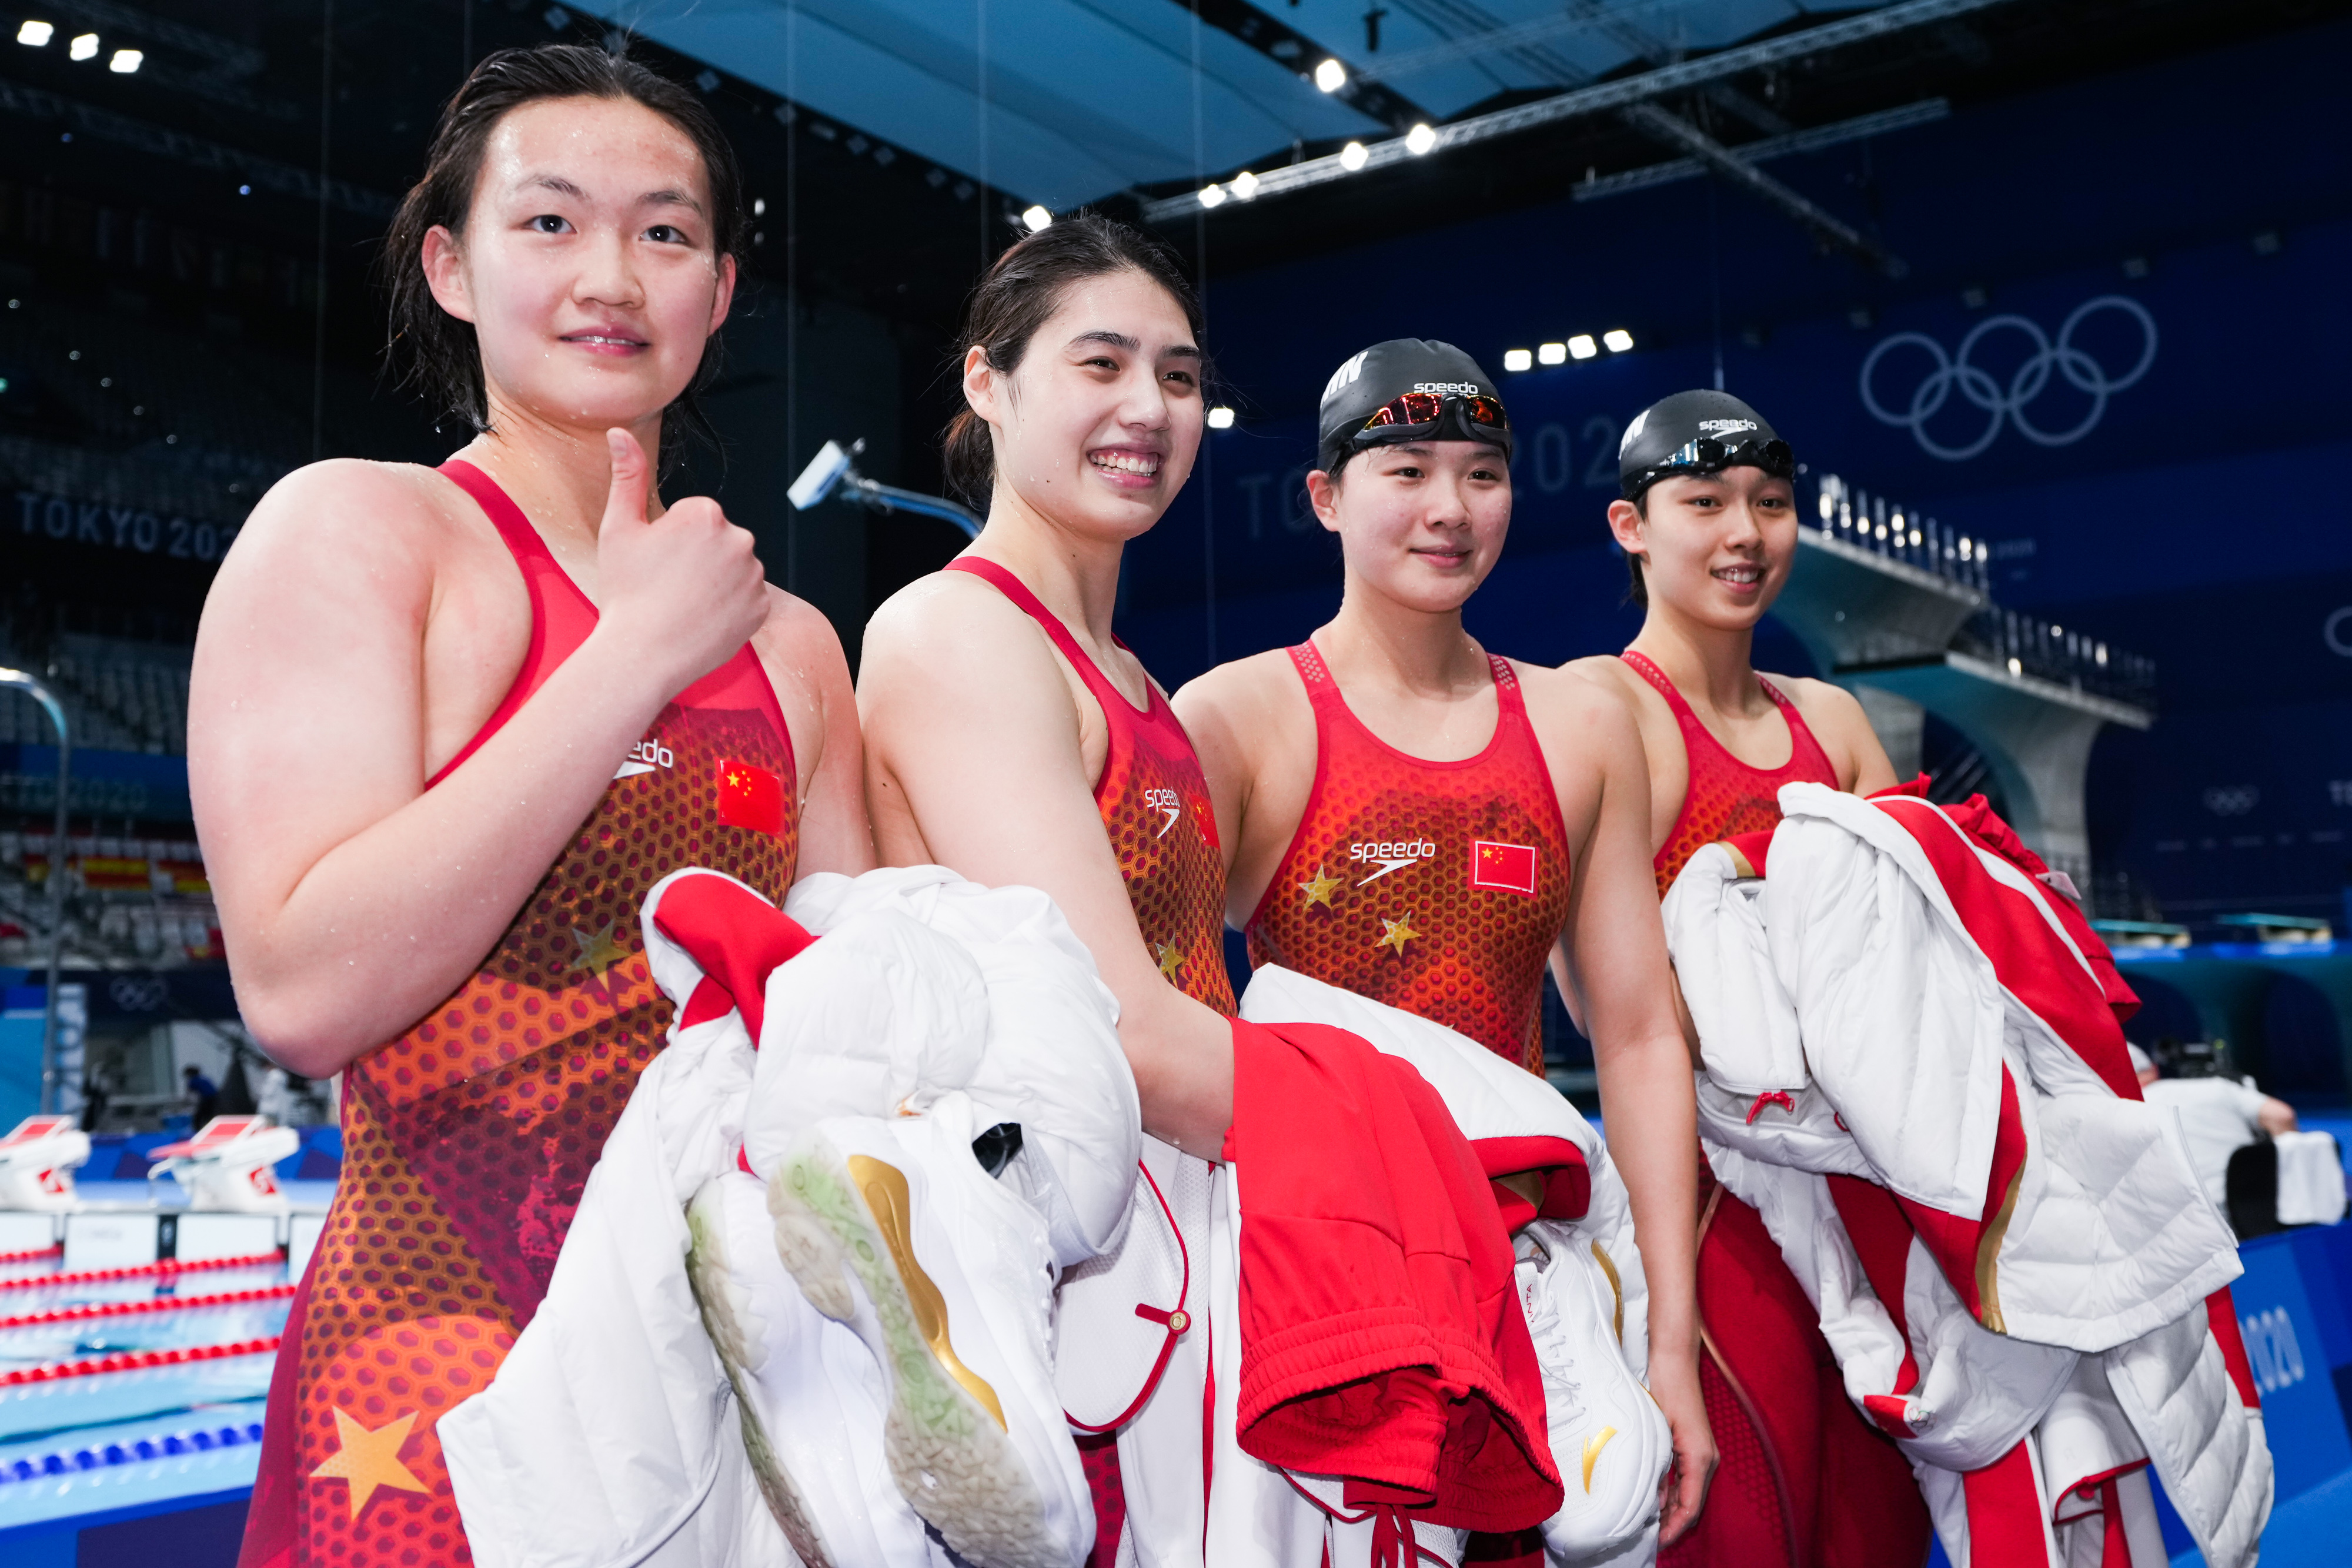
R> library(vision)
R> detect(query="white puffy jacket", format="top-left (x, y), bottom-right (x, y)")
top-left (1663, 784), bottom-right (2271, 1568)
top-left (439, 865), bottom-right (1140, 1568)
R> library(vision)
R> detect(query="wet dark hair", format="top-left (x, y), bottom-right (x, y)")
top-left (941, 212), bottom-right (1207, 507)
top-left (379, 44), bottom-right (745, 470)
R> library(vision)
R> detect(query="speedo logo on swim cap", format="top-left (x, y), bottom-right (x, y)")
top-left (1413, 382), bottom-right (1481, 396)
top-left (1322, 351), bottom-right (1369, 403)
top-left (1697, 419), bottom-right (1758, 435)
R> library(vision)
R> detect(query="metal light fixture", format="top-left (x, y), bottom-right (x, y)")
top-left (68, 29), bottom-right (95, 59)
top-left (1502, 349), bottom-right (1532, 373)
top-left (1537, 342), bottom-right (1566, 366)
top-left (1568, 335), bottom-right (1599, 360)
top-left (1314, 58), bottom-right (1346, 92)
top-left (1339, 141), bottom-right (1368, 171)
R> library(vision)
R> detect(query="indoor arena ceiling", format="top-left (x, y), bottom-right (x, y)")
top-left (597, 1), bottom-right (1917, 213)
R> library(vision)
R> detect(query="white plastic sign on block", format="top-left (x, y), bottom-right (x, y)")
top-left (64, 1211), bottom-right (160, 1271)
top-left (0, 1210), bottom-right (58, 1253)
top-left (288, 1212), bottom-right (327, 1281)
top-left (177, 1211), bottom-right (280, 1263)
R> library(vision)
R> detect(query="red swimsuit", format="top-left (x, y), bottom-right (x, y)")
top-left (1622, 650), bottom-right (1932, 1568)
top-left (241, 462), bottom-right (799, 1568)
top-left (1620, 650), bottom-right (1836, 897)
top-left (945, 557), bottom-right (1235, 1016)
top-left (1245, 643), bottom-right (1572, 1074)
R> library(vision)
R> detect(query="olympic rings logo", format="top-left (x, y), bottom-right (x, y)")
top-left (2203, 786), bottom-right (2260, 818)
top-left (1859, 295), bottom-right (2159, 461)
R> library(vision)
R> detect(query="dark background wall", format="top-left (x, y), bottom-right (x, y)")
top-left (1114, 14), bottom-right (2352, 927)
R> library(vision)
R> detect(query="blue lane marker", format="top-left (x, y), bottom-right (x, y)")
top-left (4, 1423), bottom-right (263, 1484)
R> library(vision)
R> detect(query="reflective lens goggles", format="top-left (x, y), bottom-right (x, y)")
top-left (1352, 391), bottom-right (1511, 445)
top-left (1624, 436), bottom-right (1795, 498)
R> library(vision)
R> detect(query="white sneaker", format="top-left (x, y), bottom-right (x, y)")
top-left (767, 1099), bottom-right (1091, 1568)
top-left (1516, 1219), bottom-right (1671, 1563)
top-left (685, 1171), bottom-right (938, 1568)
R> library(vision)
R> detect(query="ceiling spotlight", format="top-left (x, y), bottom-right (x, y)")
top-left (1021, 204), bottom-right (1052, 231)
top-left (1602, 328), bottom-right (1633, 352)
top-left (1568, 334), bottom-right (1599, 360)
top-left (752, 197), bottom-right (766, 216)
top-left (1502, 348), bottom-right (1532, 373)
top-left (1207, 406), bottom-right (1235, 430)
top-left (108, 46), bottom-right (138, 72)
top-left (16, 20), bottom-right (54, 45)
top-left (1196, 183), bottom-right (1227, 209)
top-left (1537, 342), bottom-right (1566, 366)
top-left (1314, 58), bottom-right (1347, 93)
top-left (1339, 141), bottom-right (1368, 172)
top-left (1404, 123), bottom-right (1436, 156)
top-left (69, 29), bottom-right (95, 59)
top-left (1228, 169), bottom-right (1259, 200)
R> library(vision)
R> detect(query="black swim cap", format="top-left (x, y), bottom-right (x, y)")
top-left (1618, 389), bottom-right (1792, 501)
top-left (1317, 339), bottom-right (1513, 474)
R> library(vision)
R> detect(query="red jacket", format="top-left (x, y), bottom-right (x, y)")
top-left (1225, 1017), bottom-right (1563, 1534)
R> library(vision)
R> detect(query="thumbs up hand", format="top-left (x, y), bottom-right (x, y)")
top-left (593, 428), bottom-right (770, 696)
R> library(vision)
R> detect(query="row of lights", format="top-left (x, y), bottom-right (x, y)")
top-left (1502, 330), bottom-right (1633, 372)
top-left (16, 19), bottom-right (141, 72)
top-left (1187, 59), bottom-right (1439, 211)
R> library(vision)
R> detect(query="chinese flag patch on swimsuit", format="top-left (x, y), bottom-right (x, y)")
top-left (1471, 840), bottom-right (1539, 896)
top-left (716, 758), bottom-right (787, 835)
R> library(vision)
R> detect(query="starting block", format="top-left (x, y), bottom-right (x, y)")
top-left (0, 1114), bottom-right (93, 1213)
top-left (148, 1115), bottom-right (300, 1214)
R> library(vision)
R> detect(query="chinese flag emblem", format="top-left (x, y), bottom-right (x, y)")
top-left (716, 758), bottom-right (787, 835)
top-left (1471, 840), bottom-right (1538, 896)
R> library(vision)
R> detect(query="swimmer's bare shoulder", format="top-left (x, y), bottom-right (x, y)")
top-left (1759, 672), bottom-right (1897, 794)
top-left (1172, 648), bottom-right (1316, 899)
top-left (858, 567), bottom-right (1091, 860)
top-left (1170, 646), bottom-right (1307, 779)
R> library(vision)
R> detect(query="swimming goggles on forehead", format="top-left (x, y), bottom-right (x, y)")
top-left (1625, 435), bottom-right (1795, 497)
top-left (1351, 391), bottom-right (1512, 445)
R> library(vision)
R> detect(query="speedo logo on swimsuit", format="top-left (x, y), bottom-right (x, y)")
top-left (614, 738), bottom-right (674, 780)
top-left (1413, 381), bottom-right (1481, 396)
top-left (1349, 837), bottom-right (1438, 885)
top-left (1142, 786), bottom-right (1184, 838)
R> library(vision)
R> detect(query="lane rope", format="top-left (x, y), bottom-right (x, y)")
top-left (0, 1334), bottom-right (281, 1386)
top-left (0, 1283), bottom-right (296, 1330)
top-left (0, 1252), bottom-right (282, 1293)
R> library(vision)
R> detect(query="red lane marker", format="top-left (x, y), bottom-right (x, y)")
top-left (0, 1335), bottom-right (282, 1386)
top-left (0, 1245), bottom-right (64, 1267)
top-left (0, 1252), bottom-right (282, 1294)
top-left (0, 1283), bottom-right (297, 1331)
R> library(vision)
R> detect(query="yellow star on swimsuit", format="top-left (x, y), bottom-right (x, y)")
top-left (1298, 868), bottom-right (1345, 909)
top-left (310, 1406), bottom-right (429, 1521)
top-left (567, 918), bottom-right (629, 975)
top-left (1375, 913), bottom-right (1419, 957)
top-left (1154, 941), bottom-right (1187, 981)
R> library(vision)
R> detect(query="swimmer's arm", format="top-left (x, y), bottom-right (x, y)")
top-left (1785, 677), bottom-right (1899, 795)
top-left (860, 578), bottom-right (1232, 1152)
top-left (755, 587), bottom-right (876, 880)
top-left (1550, 686), bottom-right (1715, 1543)
top-left (1169, 664), bottom-right (1255, 882)
top-left (193, 444), bottom-right (767, 1078)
